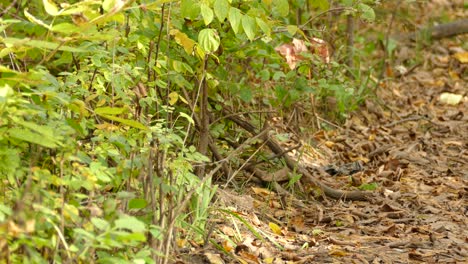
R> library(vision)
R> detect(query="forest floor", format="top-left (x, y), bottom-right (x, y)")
top-left (178, 3), bottom-right (467, 264)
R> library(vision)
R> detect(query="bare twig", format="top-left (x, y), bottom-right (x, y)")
top-left (0, 0), bottom-right (17, 18)
top-left (383, 115), bottom-right (426, 128)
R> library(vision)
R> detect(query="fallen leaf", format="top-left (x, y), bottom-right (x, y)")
top-left (453, 52), bottom-right (468, 63)
top-left (439, 93), bottom-right (463, 105)
top-left (268, 222), bottom-right (282, 235)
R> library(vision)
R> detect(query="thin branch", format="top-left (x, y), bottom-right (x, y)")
top-left (0, 0), bottom-right (18, 18)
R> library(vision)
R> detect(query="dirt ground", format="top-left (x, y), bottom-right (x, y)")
top-left (177, 2), bottom-right (467, 263)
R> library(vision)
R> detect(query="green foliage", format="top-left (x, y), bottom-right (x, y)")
top-left (0, 0), bottom-right (379, 261)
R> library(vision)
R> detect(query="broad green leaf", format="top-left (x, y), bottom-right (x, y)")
top-left (198, 28), bottom-right (220, 53)
top-left (8, 128), bottom-right (58, 148)
top-left (91, 217), bottom-right (110, 231)
top-left (58, 5), bottom-right (89, 16)
top-left (358, 3), bottom-right (375, 22)
top-left (73, 228), bottom-right (95, 239)
top-left (341, 0), bottom-right (353, 6)
top-left (128, 199), bottom-right (147, 210)
top-left (11, 118), bottom-right (55, 139)
top-left (310, 0), bottom-right (329, 10)
top-left (43, 0), bottom-right (60, 16)
top-left (272, 0), bottom-right (289, 17)
top-left (114, 216), bottom-right (146, 232)
top-left (287, 25), bottom-right (298, 35)
top-left (51, 23), bottom-right (81, 34)
top-left (172, 60), bottom-right (193, 74)
top-left (102, 0), bottom-right (117, 12)
top-left (228, 8), bottom-right (242, 34)
top-left (181, 0), bottom-right (200, 20)
top-left (256, 18), bottom-right (271, 36)
top-left (2, 37), bottom-right (89, 53)
top-left (99, 114), bottom-right (148, 130)
top-left (239, 86), bottom-right (252, 102)
top-left (200, 3), bottom-right (214, 25)
top-left (168, 91), bottom-right (179, 105)
top-left (214, 0), bottom-right (229, 22)
top-left (94, 106), bottom-right (126, 115)
top-left (242, 15), bottom-right (257, 41)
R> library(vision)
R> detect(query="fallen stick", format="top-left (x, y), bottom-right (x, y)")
top-left (399, 19), bottom-right (468, 41)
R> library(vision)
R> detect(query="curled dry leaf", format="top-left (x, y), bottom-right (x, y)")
top-left (275, 38), bottom-right (330, 69)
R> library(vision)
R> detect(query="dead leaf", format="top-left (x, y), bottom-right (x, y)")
top-left (453, 52), bottom-right (468, 63)
top-left (439, 92), bottom-right (463, 105)
top-left (204, 253), bottom-right (225, 264)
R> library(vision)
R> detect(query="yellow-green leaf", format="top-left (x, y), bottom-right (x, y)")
top-left (256, 18), bottom-right (271, 36)
top-left (272, 0), bottom-right (289, 17)
top-left (99, 115), bottom-right (148, 130)
top-left (8, 128), bottom-right (58, 148)
top-left (168, 92), bottom-right (179, 105)
top-left (198, 28), bottom-right (220, 53)
top-left (287, 25), bottom-right (298, 35)
top-left (24, 9), bottom-right (51, 30)
top-left (51, 23), bottom-right (80, 34)
top-left (269, 222), bottom-right (282, 235)
top-left (170, 29), bottom-right (196, 55)
top-left (200, 3), bottom-right (214, 26)
top-left (242, 15), bottom-right (256, 41)
top-left (228, 8), bottom-right (242, 34)
top-left (94, 107), bottom-right (126, 115)
top-left (214, 0), bottom-right (229, 22)
top-left (43, 0), bottom-right (60, 16)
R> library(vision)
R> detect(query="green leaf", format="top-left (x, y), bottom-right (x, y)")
top-left (51, 23), bottom-right (81, 34)
top-left (128, 199), bottom-right (148, 210)
top-left (11, 118), bottom-right (55, 139)
top-left (91, 217), bottom-right (110, 231)
top-left (310, 0), bottom-right (329, 10)
top-left (43, 0), bottom-right (60, 16)
top-left (214, 0), bottom-right (229, 22)
top-left (239, 86), bottom-right (252, 102)
top-left (24, 9), bottom-right (51, 30)
top-left (358, 3), bottom-right (375, 22)
top-left (99, 115), bottom-right (149, 130)
top-left (242, 15), bottom-right (257, 41)
top-left (2, 37), bottom-right (89, 53)
top-left (179, 112), bottom-right (194, 125)
top-left (73, 228), bottom-right (95, 239)
top-left (114, 216), bottom-right (146, 232)
top-left (94, 107), bottom-right (127, 115)
top-left (287, 25), bottom-right (298, 35)
top-left (228, 8), bottom-right (242, 34)
top-left (358, 182), bottom-right (378, 191)
top-left (256, 18), bottom-right (270, 36)
top-left (272, 0), bottom-right (289, 17)
top-left (200, 3), bottom-right (214, 25)
top-left (198, 28), bottom-right (220, 53)
top-left (8, 128), bottom-right (58, 148)
top-left (181, 0), bottom-right (200, 20)
top-left (102, 0), bottom-right (116, 12)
